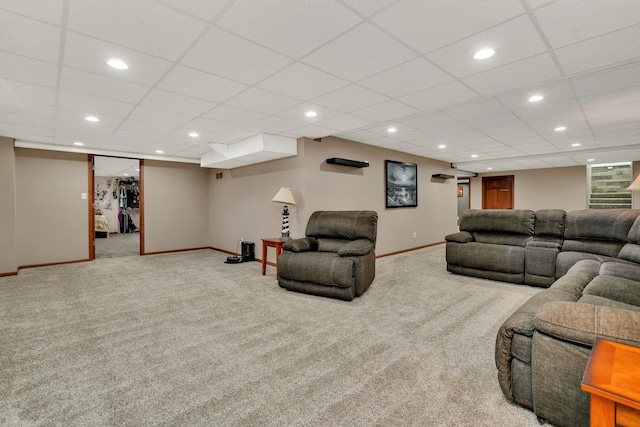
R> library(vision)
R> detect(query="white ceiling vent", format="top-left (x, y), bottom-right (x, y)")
top-left (200, 134), bottom-right (297, 169)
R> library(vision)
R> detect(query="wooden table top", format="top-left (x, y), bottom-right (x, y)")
top-left (581, 338), bottom-right (640, 411)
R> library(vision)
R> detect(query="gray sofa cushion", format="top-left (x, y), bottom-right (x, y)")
top-left (564, 209), bottom-right (638, 241)
top-left (446, 242), bottom-right (524, 274)
top-left (317, 238), bottom-right (350, 252)
top-left (534, 209), bottom-right (566, 237)
top-left (460, 209), bottom-right (535, 235)
top-left (283, 237), bottom-right (318, 253)
top-left (306, 210), bottom-right (377, 243)
top-left (338, 239), bottom-right (374, 257)
top-left (278, 251), bottom-right (354, 288)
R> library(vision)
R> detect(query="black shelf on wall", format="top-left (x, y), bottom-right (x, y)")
top-left (326, 158), bottom-right (370, 168)
top-left (432, 173), bottom-right (455, 180)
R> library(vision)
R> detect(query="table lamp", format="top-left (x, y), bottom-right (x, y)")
top-left (272, 187), bottom-right (296, 240)
top-left (628, 175), bottom-right (640, 190)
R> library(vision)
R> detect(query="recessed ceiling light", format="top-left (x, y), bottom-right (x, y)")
top-left (155, 150), bottom-right (164, 154)
top-left (571, 143), bottom-right (581, 147)
top-left (554, 126), bottom-right (567, 132)
top-left (474, 48), bottom-right (495, 60)
top-left (587, 159), bottom-right (595, 162)
top-left (528, 95), bottom-right (544, 103)
top-left (438, 144), bottom-right (446, 149)
top-left (136, 168), bottom-right (140, 171)
top-left (123, 173), bottom-right (129, 176)
top-left (73, 141), bottom-right (84, 146)
top-left (487, 167), bottom-right (493, 170)
top-left (387, 127), bottom-right (397, 133)
top-left (107, 59), bottom-right (128, 70)
top-left (471, 154), bottom-right (478, 158)
top-left (189, 132), bottom-right (199, 137)
top-left (85, 116), bottom-right (99, 122)
top-left (305, 111), bottom-right (317, 117)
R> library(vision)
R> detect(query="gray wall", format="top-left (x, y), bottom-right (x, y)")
top-left (470, 166), bottom-right (587, 211)
top-left (15, 149), bottom-right (90, 266)
top-left (143, 160), bottom-right (210, 254)
top-left (209, 137), bottom-right (459, 258)
top-left (0, 137), bottom-right (17, 275)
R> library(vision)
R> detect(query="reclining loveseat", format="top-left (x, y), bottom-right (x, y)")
top-left (446, 208), bottom-right (640, 427)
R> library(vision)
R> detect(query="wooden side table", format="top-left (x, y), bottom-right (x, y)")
top-left (581, 338), bottom-right (640, 426)
top-left (261, 238), bottom-right (284, 279)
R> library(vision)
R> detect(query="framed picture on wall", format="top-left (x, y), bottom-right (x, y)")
top-left (457, 185), bottom-right (463, 197)
top-left (385, 160), bottom-right (417, 208)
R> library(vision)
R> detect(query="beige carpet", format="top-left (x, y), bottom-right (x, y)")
top-left (0, 245), bottom-right (543, 426)
top-left (95, 232), bottom-right (140, 259)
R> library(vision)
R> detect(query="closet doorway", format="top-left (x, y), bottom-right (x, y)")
top-left (93, 156), bottom-right (141, 259)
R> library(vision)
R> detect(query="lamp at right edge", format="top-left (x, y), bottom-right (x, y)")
top-left (628, 175), bottom-right (640, 191)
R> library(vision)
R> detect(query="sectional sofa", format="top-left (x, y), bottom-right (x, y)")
top-left (445, 209), bottom-right (640, 427)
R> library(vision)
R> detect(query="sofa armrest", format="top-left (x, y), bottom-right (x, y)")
top-left (445, 231), bottom-right (473, 243)
top-left (283, 237), bottom-right (318, 253)
top-left (524, 241), bottom-right (561, 287)
top-left (338, 239), bottom-right (374, 257)
top-left (534, 301), bottom-right (640, 347)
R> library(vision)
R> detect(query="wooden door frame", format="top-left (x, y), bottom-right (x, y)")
top-left (89, 155), bottom-right (143, 259)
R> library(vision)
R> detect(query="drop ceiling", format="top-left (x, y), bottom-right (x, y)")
top-left (2, 0), bottom-right (640, 173)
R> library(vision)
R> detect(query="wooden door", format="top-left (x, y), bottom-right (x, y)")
top-left (482, 175), bottom-right (514, 209)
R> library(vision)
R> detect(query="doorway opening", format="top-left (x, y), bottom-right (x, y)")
top-left (457, 178), bottom-right (470, 225)
top-left (92, 156), bottom-right (141, 259)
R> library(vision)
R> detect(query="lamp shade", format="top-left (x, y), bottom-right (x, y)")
top-left (628, 175), bottom-right (640, 191)
top-left (272, 187), bottom-right (296, 205)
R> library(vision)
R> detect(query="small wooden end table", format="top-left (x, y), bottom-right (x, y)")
top-left (261, 238), bottom-right (284, 279)
top-left (581, 338), bottom-right (640, 426)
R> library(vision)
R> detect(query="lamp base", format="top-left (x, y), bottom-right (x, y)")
top-left (279, 232), bottom-right (291, 241)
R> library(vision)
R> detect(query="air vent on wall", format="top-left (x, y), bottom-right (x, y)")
top-left (326, 158), bottom-right (370, 168)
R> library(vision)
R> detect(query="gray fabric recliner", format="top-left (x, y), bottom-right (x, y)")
top-left (277, 210), bottom-right (378, 301)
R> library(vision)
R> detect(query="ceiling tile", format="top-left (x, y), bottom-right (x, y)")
top-left (60, 67), bottom-right (150, 104)
top-left (63, 32), bottom-right (174, 86)
top-left (181, 27), bottom-right (292, 85)
top-left (426, 15), bottom-right (547, 78)
top-left (372, 0), bottom-right (525, 53)
top-left (58, 91), bottom-right (135, 118)
top-left (250, 116), bottom-right (305, 133)
top-left (497, 81), bottom-right (575, 110)
top-left (184, 117), bottom-right (241, 134)
top-left (118, 119), bottom-right (176, 136)
top-left (68, 0), bottom-right (207, 61)
top-left (225, 88), bottom-right (300, 115)
top-left (258, 63), bottom-right (349, 100)
top-left (534, 0), bottom-right (640, 48)
top-left (128, 105), bottom-right (195, 127)
top-left (56, 108), bottom-right (124, 128)
top-left (316, 114), bottom-right (373, 131)
top-left (311, 84), bottom-right (389, 112)
top-left (155, 0), bottom-right (229, 21)
top-left (463, 112), bottom-right (521, 130)
top-left (555, 24), bottom-right (640, 75)
top-left (0, 98), bottom-right (56, 119)
top-left (217, 0), bottom-right (362, 58)
top-left (276, 103), bottom-right (342, 123)
top-left (340, 0), bottom-right (397, 16)
top-left (353, 100), bottom-right (419, 122)
top-left (302, 23), bottom-right (417, 81)
top-left (157, 66), bottom-right (248, 103)
top-left (201, 105), bottom-right (266, 124)
top-left (444, 99), bottom-right (509, 121)
top-left (0, 79), bottom-right (56, 105)
top-left (0, 51), bottom-right (58, 87)
top-left (400, 81), bottom-right (479, 111)
top-left (0, 11), bottom-right (60, 62)
top-left (359, 58), bottom-right (453, 98)
top-left (572, 64), bottom-right (640, 98)
top-left (463, 54), bottom-right (561, 96)
top-left (0, 0), bottom-right (64, 25)
top-left (335, 130), bottom-right (379, 141)
top-left (141, 89), bottom-right (216, 116)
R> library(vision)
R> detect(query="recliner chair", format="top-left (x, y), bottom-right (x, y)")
top-left (277, 210), bottom-right (378, 301)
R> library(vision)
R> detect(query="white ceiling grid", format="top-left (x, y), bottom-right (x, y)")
top-left (1, 0), bottom-right (640, 173)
